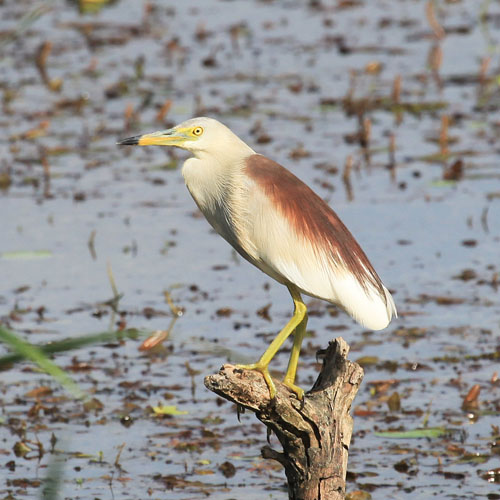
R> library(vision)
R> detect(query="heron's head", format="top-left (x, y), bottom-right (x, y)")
top-left (117, 117), bottom-right (251, 158)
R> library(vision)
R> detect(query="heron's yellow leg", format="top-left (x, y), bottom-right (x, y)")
top-left (237, 285), bottom-right (306, 399)
top-left (282, 311), bottom-right (308, 400)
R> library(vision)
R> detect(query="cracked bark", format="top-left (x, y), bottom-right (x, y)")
top-left (204, 337), bottom-right (363, 500)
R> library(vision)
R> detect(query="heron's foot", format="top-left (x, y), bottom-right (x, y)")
top-left (283, 377), bottom-right (305, 401)
top-left (236, 362), bottom-right (276, 400)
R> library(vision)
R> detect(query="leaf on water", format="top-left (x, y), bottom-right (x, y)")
top-left (368, 379), bottom-right (399, 395)
top-left (151, 405), bottom-right (188, 416)
top-left (375, 427), bottom-right (457, 439)
top-left (393, 326), bottom-right (427, 339)
top-left (462, 384), bottom-right (480, 411)
top-left (443, 159), bottom-right (464, 181)
top-left (72, 452), bottom-right (97, 459)
top-left (78, 0), bottom-right (112, 14)
top-left (354, 408), bottom-right (378, 417)
top-left (157, 475), bottom-right (210, 489)
top-left (83, 398), bottom-right (104, 412)
top-left (441, 471), bottom-right (466, 480)
top-left (346, 491), bottom-right (372, 500)
top-left (430, 180), bottom-right (456, 187)
top-left (139, 330), bottom-right (169, 351)
top-left (393, 459), bottom-right (412, 473)
top-left (355, 355), bottom-right (379, 367)
top-left (387, 392), bottom-right (401, 412)
top-left (193, 469), bottom-right (214, 475)
top-left (13, 441), bottom-right (32, 458)
top-left (454, 453), bottom-right (490, 464)
top-left (1, 250), bottom-right (53, 260)
top-left (218, 461), bottom-right (236, 478)
top-left (25, 386), bottom-right (52, 398)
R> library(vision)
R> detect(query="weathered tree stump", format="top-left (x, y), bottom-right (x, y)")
top-left (204, 337), bottom-right (364, 500)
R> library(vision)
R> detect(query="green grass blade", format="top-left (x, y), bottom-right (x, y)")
top-left (0, 325), bottom-right (87, 401)
top-left (375, 427), bottom-right (460, 439)
top-left (0, 328), bottom-right (142, 369)
top-left (0, 250), bottom-right (53, 259)
top-left (41, 454), bottom-right (64, 500)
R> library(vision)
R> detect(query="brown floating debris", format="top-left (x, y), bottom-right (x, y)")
top-left (134, 54), bottom-right (145, 80)
top-left (462, 384), bottom-right (480, 411)
top-left (392, 75), bottom-right (403, 124)
top-left (368, 379), bottom-right (399, 395)
top-left (427, 43), bottom-right (443, 87)
top-left (461, 239), bottom-right (477, 247)
top-left (322, 94), bottom-right (446, 117)
top-left (491, 271), bottom-right (499, 291)
top-left (434, 296), bottom-right (465, 305)
top-left (83, 397), bottom-right (104, 412)
top-left (25, 386), bottom-right (53, 399)
top-left (123, 103), bottom-right (139, 133)
top-left (156, 99), bottom-right (172, 123)
top-left (346, 490), bottom-right (372, 500)
top-left (387, 391), bottom-right (401, 412)
top-left (0, 162), bottom-right (12, 190)
top-left (439, 115), bottom-right (449, 156)
top-left (195, 22), bottom-right (210, 42)
top-left (478, 56), bottom-right (491, 88)
top-left (88, 230), bottom-right (97, 260)
top-left (345, 68), bottom-right (357, 104)
top-left (35, 41), bottom-right (62, 92)
top-left (139, 330), bottom-right (170, 351)
top-left (289, 144), bottom-right (310, 159)
top-left (410, 294), bottom-right (465, 306)
top-left (13, 120), bottom-right (50, 141)
top-left (392, 74), bottom-right (401, 103)
top-left (425, 0), bottom-right (445, 40)
top-left (442, 158), bottom-right (463, 181)
top-left (343, 155), bottom-right (353, 201)
top-left (218, 461), bottom-right (236, 478)
top-left (256, 303), bottom-right (272, 322)
top-left (216, 307), bottom-right (232, 317)
top-left (388, 133), bottom-right (396, 181)
top-left (361, 116), bottom-right (371, 148)
top-left (360, 115), bottom-right (371, 166)
top-left (480, 206), bottom-right (489, 233)
top-left (105, 81), bottom-right (129, 99)
top-left (453, 269), bottom-right (476, 281)
top-left (365, 60), bottom-right (382, 75)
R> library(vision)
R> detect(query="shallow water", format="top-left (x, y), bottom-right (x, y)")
top-left (1, 0), bottom-right (500, 498)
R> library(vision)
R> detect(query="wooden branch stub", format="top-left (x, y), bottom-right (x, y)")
top-left (204, 337), bottom-right (364, 500)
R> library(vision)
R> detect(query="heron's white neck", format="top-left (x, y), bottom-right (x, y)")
top-left (182, 154), bottom-right (242, 211)
top-left (181, 139), bottom-right (255, 212)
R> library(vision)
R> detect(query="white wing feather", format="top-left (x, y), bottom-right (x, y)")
top-left (238, 184), bottom-right (396, 330)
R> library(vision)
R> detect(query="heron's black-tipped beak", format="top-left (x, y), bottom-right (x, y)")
top-left (117, 135), bottom-right (141, 146)
top-left (117, 127), bottom-right (190, 147)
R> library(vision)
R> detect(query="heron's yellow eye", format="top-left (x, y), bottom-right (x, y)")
top-left (192, 126), bottom-right (204, 136)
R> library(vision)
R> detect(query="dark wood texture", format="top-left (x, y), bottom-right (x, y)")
top-left (204, 337), bottom-right (364, 500)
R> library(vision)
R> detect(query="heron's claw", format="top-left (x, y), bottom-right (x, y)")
top-left (283, 378), bottom-right (305, 402)
top-left (236, 362), bottom-right (276, 400)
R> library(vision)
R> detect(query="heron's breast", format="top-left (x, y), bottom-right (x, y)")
top-left (182, 159), bottom-right (246, 251)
